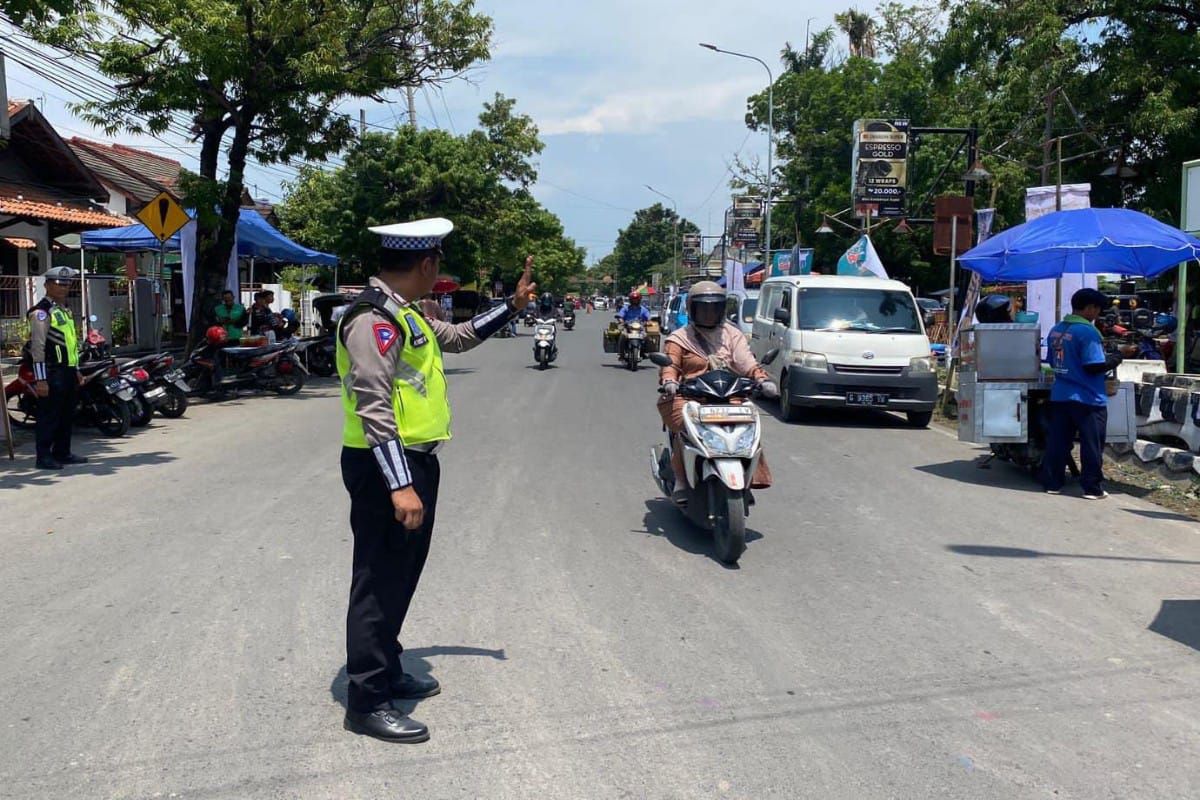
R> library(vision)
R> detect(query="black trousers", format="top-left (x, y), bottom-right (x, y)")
top-left (341, 446), bottom-right (440, 713)
top-left (1043, 400), bottom-right (1107, 495)
top-left (35, 367), bottom-right (78, 462)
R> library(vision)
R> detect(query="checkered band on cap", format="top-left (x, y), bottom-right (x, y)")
top-left (381, 235), bottom-right (444, 250)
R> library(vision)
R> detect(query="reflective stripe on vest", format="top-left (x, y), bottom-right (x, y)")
top-left (336, 299), bottom-right (451, 449)
top-left (49, 307), bottom-right (78, 367)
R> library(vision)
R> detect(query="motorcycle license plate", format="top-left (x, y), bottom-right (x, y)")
top-left (846, 392), bottom-right (889, 407)
top-left (172, 379), bottom-right (191, 392)
top-left (104, 378), bottom-right (124, 394)
top-left (699, 405), bottom-right (754, 420)
top-left (165, 369), bottom-right (184, 381)
top-left (144, 387), bottom-right (166, 401)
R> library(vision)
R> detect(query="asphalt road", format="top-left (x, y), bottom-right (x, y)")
top-left (2, 311), bottom-right (1200, 799)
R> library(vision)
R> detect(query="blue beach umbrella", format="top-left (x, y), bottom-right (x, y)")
top-left (958, 208), bottom-right (1200, 281)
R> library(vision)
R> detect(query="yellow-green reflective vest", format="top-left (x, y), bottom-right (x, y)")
top-left (47, 305), bottom-right (79, 368)
top-left (336, 295), bottom-right (451, 449)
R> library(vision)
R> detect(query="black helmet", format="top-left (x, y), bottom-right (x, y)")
top-left (688, 280), bottom-right (726, 329)
top-left (539, 292), bottom-right (554, 312)
top-left (975, 294), bottom-right (1012, 324)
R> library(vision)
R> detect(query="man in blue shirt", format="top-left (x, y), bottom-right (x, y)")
top-left (615, 291), bottom-right (651, 325)
top-left (1042, 288), bottom-right (1122, 499)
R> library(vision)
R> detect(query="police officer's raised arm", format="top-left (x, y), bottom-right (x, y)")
top-left (427, 256), bottom-right (537, 353)
top-left (341, 310), bottom-right (412, 490)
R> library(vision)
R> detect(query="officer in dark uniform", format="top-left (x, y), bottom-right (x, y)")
top-left (337, 217), bottom-right (535, 742)
top-left (27, 266), bottom-right (88, 470)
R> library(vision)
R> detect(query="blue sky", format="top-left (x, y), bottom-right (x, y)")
top-left (4, 1), bottom-right (873, 263)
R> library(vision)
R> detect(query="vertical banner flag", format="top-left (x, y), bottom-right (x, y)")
top-left (771, 251), bottom-right (793, 277)
top-left (180, 220), bottom-right (239, 329)
top-left (724, 259), bottom-right (745, 294)
top-left (1025, 184), bottom-right (1094, 353)
top-left (791, 247), bottom-right (814, 275)
top-left (836, 235), bottom-right (888, 278)
top-left (953, 208), bottom-right (995, 355)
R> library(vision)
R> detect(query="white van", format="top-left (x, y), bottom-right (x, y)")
top-left (750, 275), bottom-right (936, 427)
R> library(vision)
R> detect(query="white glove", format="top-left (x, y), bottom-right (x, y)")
top-left (758, 380), bottom-right (779, 399)
top-left (661, 381), bottom-right (679, 397)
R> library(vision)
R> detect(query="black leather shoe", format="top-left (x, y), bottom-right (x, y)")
top-left (36, 458), bottom-right (63, 470)
top-left (343, 708), bottom-right (429, 743)
top-left (391, 672), bottom-right (441, 699)
top-left (58, 454), bottom-right (88, 465)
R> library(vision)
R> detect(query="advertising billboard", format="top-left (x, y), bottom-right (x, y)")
top-left (852, 119), bottom-right (909, 218)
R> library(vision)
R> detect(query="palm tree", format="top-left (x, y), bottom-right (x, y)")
top-left (835, 8), bottom-right (878, 59)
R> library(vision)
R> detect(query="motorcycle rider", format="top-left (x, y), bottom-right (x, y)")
top-left (616, 291), bottom-right (651, 360)
top-left (616, 291), bottom-right (650, 325)
top-left (535, 292), bottom-right (560, 322)
top-left (656, 281), bottom-right (778, 505)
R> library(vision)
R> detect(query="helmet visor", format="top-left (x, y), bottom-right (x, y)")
top-left (690, 299), bottom-right (725, 328)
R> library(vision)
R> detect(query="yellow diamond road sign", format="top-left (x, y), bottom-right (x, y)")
top-left (136, 192), bottom-right (191, 243)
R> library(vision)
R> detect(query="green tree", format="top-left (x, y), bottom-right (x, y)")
top-left (835, 8), bottom-right (878, 59)
top-left (8, 0), bottom-right (492, 347)
top-left (277, 95), bottom-right (584, 295)
top-left (609, 204), bottom-right (699, 291)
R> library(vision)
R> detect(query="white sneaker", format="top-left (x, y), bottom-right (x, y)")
top-left (1083, 490), bottom-right (1110, 500)
top-left (1044, 489), bottom-right (1061, 495)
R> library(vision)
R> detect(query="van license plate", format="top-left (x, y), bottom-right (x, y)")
top-left (847, 392), bottom-right (889, 406)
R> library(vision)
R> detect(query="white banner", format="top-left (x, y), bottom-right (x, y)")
top-left (180, 220), bottom-right (239, 330)
top-left (724, 259), bottom-right (744, 294)
top-left (1025, 185), bottom-right (1095, 353)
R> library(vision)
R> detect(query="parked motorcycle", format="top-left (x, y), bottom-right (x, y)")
top-left (532, 318), bottom-right (558, 369)
top-left (647, 349), bottom-right (778, 565)
top-left (183, 337), bottom-right (306, 397)
top-left (621, 321), bottom-right (647, 371)
top-left (120, 353), bottom-right (190, 422)
top-left (4, 352), bottom-right (135, 437)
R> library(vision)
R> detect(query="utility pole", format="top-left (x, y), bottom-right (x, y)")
top-left (406, 86), bottom-right (418, 129)
top-left (359, 109), bottom-right (366, 138)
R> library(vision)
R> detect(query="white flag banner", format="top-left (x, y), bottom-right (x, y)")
top-left (1024, 185), bottom-right (1096, 354)
top-left (180, 220), bottom-right (239, 330)
top-left (724, 259), bottom-right (744, 294)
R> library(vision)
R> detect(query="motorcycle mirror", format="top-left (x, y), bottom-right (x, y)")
top-left (761, 348), bottom-right (780, 366)
top-left (648, 352), bottom-right (673, 368)
top-left (89, 314), bottom-right (98, 322)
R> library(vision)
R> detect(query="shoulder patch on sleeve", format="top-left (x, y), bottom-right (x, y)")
top-left (373, 322), bottom-right (399, 355)
top-left (34, 310), bottom-right (47, 321)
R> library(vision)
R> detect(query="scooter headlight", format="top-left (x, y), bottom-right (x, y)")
top-left (698, 426), bottom-right (730, 455)
top-left (734, 425), bottom-right (757, 454)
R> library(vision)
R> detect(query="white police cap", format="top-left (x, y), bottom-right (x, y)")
top-left (44, 266), bottom-right (80, 281)
top-left (368, 217), bottom-right (454, 251)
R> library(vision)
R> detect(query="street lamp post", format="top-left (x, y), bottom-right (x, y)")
top-left (645, 184), bottom-right (678, 289)
top-left (700, 43), bottom-right (773, 268)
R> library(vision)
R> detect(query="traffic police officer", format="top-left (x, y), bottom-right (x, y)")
top-left (27, 266), bottom-right (88, 470)
top-left (338, 217), bottom-right (535, 742)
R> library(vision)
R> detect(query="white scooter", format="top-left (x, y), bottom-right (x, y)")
top-left (532, 318), bottom-right (558, 369)
top-left (647, 349), bottom-right (778, 564)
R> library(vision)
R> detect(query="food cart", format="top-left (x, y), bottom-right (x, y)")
top-left (957, 321), bottom-right (1137, 471)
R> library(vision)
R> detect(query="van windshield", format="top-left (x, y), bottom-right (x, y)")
top-left (741, 298), bottom-right (758, 322)
top-left (797, 287), bottom-right (921, 333)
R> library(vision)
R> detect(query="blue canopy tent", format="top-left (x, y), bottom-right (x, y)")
top-left (80, 208), bottom-right (337, 266)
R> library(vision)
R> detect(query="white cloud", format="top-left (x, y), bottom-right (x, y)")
top-left (539, 77), bottom-right (761, 136)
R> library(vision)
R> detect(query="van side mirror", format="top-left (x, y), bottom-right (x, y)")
top-left (773, 307), bottom-right (790, 325)
top-left (761, 348), bottom-right (780, 366)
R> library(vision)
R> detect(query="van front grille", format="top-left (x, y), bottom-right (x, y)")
top-left (832, 363), bottom-right (904, 376)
